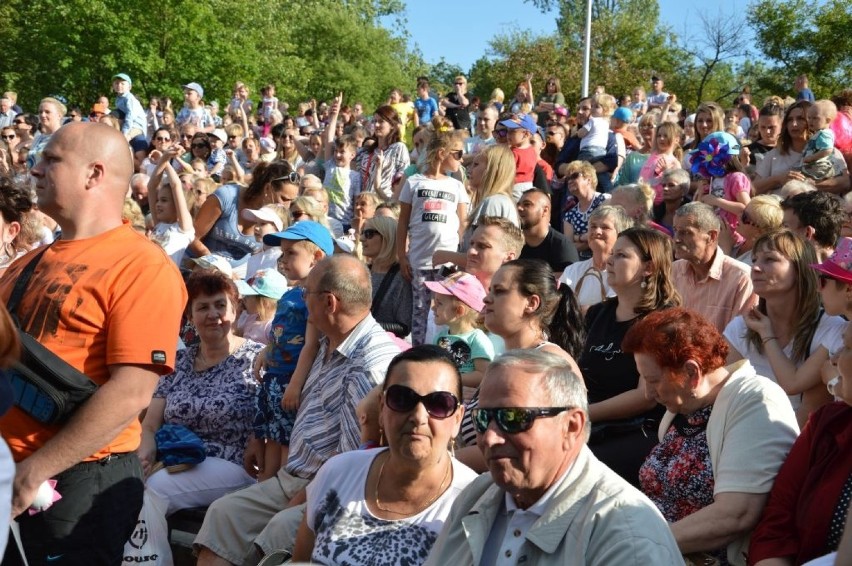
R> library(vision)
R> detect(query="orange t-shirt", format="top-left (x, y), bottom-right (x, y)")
top-left (0, 223), bottom-right (187, 461)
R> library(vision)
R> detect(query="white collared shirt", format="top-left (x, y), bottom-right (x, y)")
top-left (480, 462), bottom-right (575, 565)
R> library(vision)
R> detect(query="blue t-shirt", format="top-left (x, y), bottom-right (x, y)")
top-left (266, 286), bottom-right (308, 377)
top-left (202, 183), bottom-right (262, 261)
top-left (414, 96), bottom-right (439, 124)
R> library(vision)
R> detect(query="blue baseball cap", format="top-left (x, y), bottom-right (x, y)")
top-left (612, 107), bottom-right (633, 123)
top-left (182, 82), bottom-right (205, 98)
top-left (236, 269), bottom-right (288, 300)
top-left (701, 131), bottom-right (741, 155)
top-left (112, 73), bottom-right (132, 86)
top-left (499, 113), bottom-right (537, 134)
top-left (263, 220), bottom-right (334, 256)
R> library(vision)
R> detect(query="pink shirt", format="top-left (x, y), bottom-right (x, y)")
top-left (639, 152), bottom-right (681, 204)
top-left (672, 247), bottom-right (757, 332)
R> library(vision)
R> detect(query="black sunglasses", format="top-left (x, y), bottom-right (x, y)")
top-left (361, 228), bottom-right (380, 240)
top-left (191, 143), bottom-right (209, 149)
top-left (2, 134), bottom-right (16, 140)
top-left (384, 384), bottom-right (459, 419)
top-left (449, 149), bottom-right (463, 160)
top-left (291, 210), bottom-right (307, 219)
top-left (272, 172), bottom-right (300, 184)
top-left (567, 172), bottom-right (582, 181)
top-left (155, 136), bottom-right (170, 142)
top-left (471, 406), bottom-right (573, 434)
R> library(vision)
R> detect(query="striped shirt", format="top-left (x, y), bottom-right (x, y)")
top-left (285, 314), bottom-right (400, 479)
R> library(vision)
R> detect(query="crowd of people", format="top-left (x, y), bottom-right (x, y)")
top-left (0, 69), bottom-right (850, 566)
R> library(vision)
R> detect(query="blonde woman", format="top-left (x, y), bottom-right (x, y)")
top-left (362, 215), bottom-right (412, 338)
top-left (289, 195), bottom-right (330, 231)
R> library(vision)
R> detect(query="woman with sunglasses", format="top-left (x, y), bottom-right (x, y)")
top-left (361, 215), bottom-right (412, 338)
top-left (140, 126), bottom-right (176, 177)
top-left (579, 228), bottom-right (681, 486)
top-left (725, 231), bottom-right (846, 428)
top-left (733, 195), bottom-right (783, 265)
top-left (277, 128), bottom-right (303, 171)
top-left (188, 132), bottom-right (225, 179)
top-left (189, 161), bottom-right (299, 275)
top-left (562, 160), bottom-right (610, 260)
top-left (291, 345), bottom-right (477, 565)
top-left (622, 307), bottom-right (798, 564)
top-left (288, 195), bottom-right (331, 231)
top-left (356, 105), bottom-right (410, 201)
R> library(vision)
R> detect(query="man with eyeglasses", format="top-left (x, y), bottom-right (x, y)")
top-left (426, 349), bottom-right (682, 565)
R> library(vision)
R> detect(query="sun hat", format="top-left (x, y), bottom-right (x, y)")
top-left (241, 207), bottom-right (284, 232)
top-left (235, 269), bottom-right (288, 300)
top-left (191, 254), bottom-right (233, 278)
top-left (182, 82), bottom-right (205, 98)
top-left (424, 271), bottom-right (486, 312)
top-left (263, 220), bottom-right (334, 256)
top-left (811, 237), bottom-right (852, 285)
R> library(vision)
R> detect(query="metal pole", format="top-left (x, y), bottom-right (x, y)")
top-left (582, 0), bottom-right (592, 97)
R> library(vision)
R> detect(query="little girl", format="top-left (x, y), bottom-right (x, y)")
top-left (147, 145), bottom-right (194, 266)
top-left (425, 271), bottom-right (494, 401)
top-left (261, 84), bottom-right (279, 123)
top-left (236, 269), bottom-right (288, 344)
top-left (397, 131), bottom-right (469, 345)
top-left (242, 204), bottom-right (288, 278)
top-left (697, 131), bottom-right (751, 254)
top-left (639, 121), bottom-right (682, 205)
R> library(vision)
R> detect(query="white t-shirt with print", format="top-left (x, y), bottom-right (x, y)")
top-left (399, 174), bottom-right (470, 271)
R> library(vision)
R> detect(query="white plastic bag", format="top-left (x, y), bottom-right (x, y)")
top-left (122, 490), bottom-right (174, 565)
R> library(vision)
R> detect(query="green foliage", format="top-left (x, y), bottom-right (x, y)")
top-left (0, 0), bottom-right (416, 111)
top-left (747, 0), bottom-right (852, 97)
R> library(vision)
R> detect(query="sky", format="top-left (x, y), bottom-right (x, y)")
top-left (397, 0), bottom-right (743, 72)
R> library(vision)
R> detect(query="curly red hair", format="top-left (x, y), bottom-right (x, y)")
top-left (622, 308), bottom-right (728, 375)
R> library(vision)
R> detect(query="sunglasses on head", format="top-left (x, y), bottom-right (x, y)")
top-left (361, 228), bottom-right (380, 240)
top-left (273, 172), bottom-right (301, 184)
top-left (384, 384), bottom-right (459, 419)
top-left (471, 406), bottom-right (573, 435)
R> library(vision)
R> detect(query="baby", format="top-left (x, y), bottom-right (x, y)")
top-left (357, 385), bottom-right (383, 449)
top-left (800, 99), bottom-right (837, 181)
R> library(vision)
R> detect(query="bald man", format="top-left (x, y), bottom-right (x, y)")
top-left (0, 123), bottom-right (187, 564)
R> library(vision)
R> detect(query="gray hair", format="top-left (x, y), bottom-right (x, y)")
top-left (589, 204), bottom-right (634, 233)
top-left (487, 349), bottom-right (590, 439)
top-left (660, 168), bottom-right (690, 190)
top-left (674, 201), bottom-right (720, 232)
top-left (777, 179), bottom-right (815, 200)
top-left (316, 255), bottom-right (372, 312)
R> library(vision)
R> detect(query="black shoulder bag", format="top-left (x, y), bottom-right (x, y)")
top-left (371, 263), bottom-right (409, 338)
top-left (6, 246), bottom-right (98, 424)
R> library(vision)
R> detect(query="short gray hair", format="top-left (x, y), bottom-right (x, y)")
top-left (675, 201), bottom-right (720, 232)
top-left (316, 255), bottom-right (372, 312)
top-left (661, 168), bottom-right (690, 189)
top-left (487, 349), bottom-right (590, 439)
top-left (589, 204), bottom-right (634, 233)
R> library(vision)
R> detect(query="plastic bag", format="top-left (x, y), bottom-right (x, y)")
top-left (122, 490), bottom-right (173, 565)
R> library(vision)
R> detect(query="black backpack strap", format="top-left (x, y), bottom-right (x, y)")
top-left (6, 245), bottom-right (51, 319)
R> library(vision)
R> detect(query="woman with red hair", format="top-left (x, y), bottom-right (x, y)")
top-left (624, 307), bottom-right (799, 565)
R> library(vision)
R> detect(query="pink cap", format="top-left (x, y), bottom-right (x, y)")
top-left (811, 236), bottom-right (852, 285)
top-left (424, 271), bottom-right (486, 312)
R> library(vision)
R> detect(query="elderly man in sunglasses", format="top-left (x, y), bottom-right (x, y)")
top-left (426, 349), bottom-right (683, 566)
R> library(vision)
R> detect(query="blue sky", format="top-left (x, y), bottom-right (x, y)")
top-left (399, 0), bottom-right (743, 71)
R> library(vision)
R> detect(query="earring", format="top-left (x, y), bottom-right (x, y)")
top-left (449, 438), bottom-right (456, 459)
top-left (379, 427), bottom-right (385, 447)
top-left (640, 277), bottom-right (648, 290)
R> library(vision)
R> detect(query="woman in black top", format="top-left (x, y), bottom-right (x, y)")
top-left (580, 227), bottom-right (681, 486)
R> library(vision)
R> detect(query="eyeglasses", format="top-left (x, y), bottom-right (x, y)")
top-left (471, 406), bottom-right (573, 434)
top-left (384, 384), bottom-right (459, 419)
top-left (361, 228), bottom-right (380, 240)
top-left (2, 134), bottom-right (16, 140)
top-left (272, 172), bottom-right (301, 184)
top-left (155, 136), bottom-right (170, 142)
top-left (449, 149), bottom-right (463, 160)
top-left (191, 143), bottom-right (208, 149)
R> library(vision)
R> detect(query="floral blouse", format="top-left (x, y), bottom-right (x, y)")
top-left (154, 341), bottom-right (264, 466)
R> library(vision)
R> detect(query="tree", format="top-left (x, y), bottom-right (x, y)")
top-left (0, 0), bottom-right (417, 111)
top-left (747, 0), bottom-right (852, 97)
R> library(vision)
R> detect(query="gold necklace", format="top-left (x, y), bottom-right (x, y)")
top-left (195, 340), bottom-right (238, 371)
top-left (374, 452), bottom-right (452, 515)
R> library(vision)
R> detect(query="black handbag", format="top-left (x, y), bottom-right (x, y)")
top-left (5, 246), bottom-right (98, 424)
